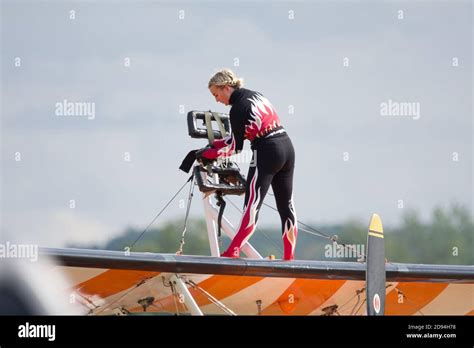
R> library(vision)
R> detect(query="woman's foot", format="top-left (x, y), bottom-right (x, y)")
top-left (220, 249), bottom-right (240, 258)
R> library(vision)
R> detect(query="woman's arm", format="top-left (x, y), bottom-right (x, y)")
top-left (200, 134), bottom-right (235, 160)
top-left (200, 108), bottom-right (246, 160)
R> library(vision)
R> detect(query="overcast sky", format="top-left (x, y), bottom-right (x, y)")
top-left (1, 0), bottom-right (472, 247)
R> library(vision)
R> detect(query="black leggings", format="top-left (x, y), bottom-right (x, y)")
top-left (222, 133), bottom-right (298, 260)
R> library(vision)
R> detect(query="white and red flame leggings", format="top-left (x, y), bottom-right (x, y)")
top-left (221, 133), bottom-right (298, 260)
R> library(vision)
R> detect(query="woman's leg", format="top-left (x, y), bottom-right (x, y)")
top-left (221, 153), bottom-right (275, 257)
top-left (271, 139), bottom-right (297, 260)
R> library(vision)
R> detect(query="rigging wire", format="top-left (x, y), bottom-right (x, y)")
top-left (94, 278), bottom-right (151, 315)
top-left (349, 288), bottom-right (365, 315)
top-left (169, 281), bottom-right (180, 316)
top-left (127, 174), bottom-right (193, 250)
top-left (163, 276), bottom-right (183, 316)
top-left (395, 287), bottom-right (425, 316)
top-left (337, 287), bottom-right (365, 314)
top-left (129, 168), bottom-right (369, 264)
top-left (186, 280), bottom-right (236, 316)
top-left (353, 298), bottom-right (367, 316)
top-left (226, 196), bottom-right (367, 261)
top-left (262, 201), bottom-right (367, 261)
top-left (176, 176), bottom-right (196, 255)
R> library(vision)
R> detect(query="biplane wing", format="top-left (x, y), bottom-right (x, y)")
top-left (38, 247), bottom-right (474, 316)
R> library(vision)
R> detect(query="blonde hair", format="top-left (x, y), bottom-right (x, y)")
top-left (208, 69), bottom-right (244, 89)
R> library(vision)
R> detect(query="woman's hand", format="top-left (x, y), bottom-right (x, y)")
top-left (196, 144), bottom-right (218, 164)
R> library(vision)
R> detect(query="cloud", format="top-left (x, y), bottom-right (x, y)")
top-left (3, 208), bottom-right (118, 247)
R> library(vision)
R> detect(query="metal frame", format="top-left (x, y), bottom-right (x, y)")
top-left (170, 274), bottom-right (203, 316)
top-left (202, 194), bottom-right (262, 259)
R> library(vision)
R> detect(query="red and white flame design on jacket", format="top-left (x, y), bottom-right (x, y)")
top-left (246, 93), bottom-right (281, 141)
top-left (216, 134), bottom-right (236, 158)
top-left (282, 198), bottom-right (298, 260)
top-left (221, 168), bottom-right (261, 257)
top-left (201, 134), bottom-right (236, 160)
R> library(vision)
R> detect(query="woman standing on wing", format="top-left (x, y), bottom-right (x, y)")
top-left (201, 69), bottom-right (298, 260)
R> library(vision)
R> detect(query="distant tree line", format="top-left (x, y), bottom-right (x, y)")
top-left (70, 204), bottom-right (473, 265)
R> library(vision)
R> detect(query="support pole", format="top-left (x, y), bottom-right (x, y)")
top-left (170, 274), bottom-right (203, 316)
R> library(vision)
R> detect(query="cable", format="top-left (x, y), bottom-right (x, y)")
top-left (262, 202), bottom-right (368, 261)
top-left (127, 174), bottom-right (193, 250)
top-left (395, 287), bottom-right (425, 316)
top-left (187, 280), bottom-right (236, 316)
top-left (353, 298), bottom-right (367, 316)
top-left (337, 287), bottom-right (365, 313)
top-left (227, 196), bottom-right (366, 261)
top-left (94, 278), bottom-right (150, 315)
top-left (176, 176), bottom-right (196, 255)
top-left (349, 288), bottom-right (365, 315)
top-left (169, 281), bottom-right (180, 316)
top-left (127, 166), bottom-right (367, 263)
top-left (262, 202), bottom-right (333, 240)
